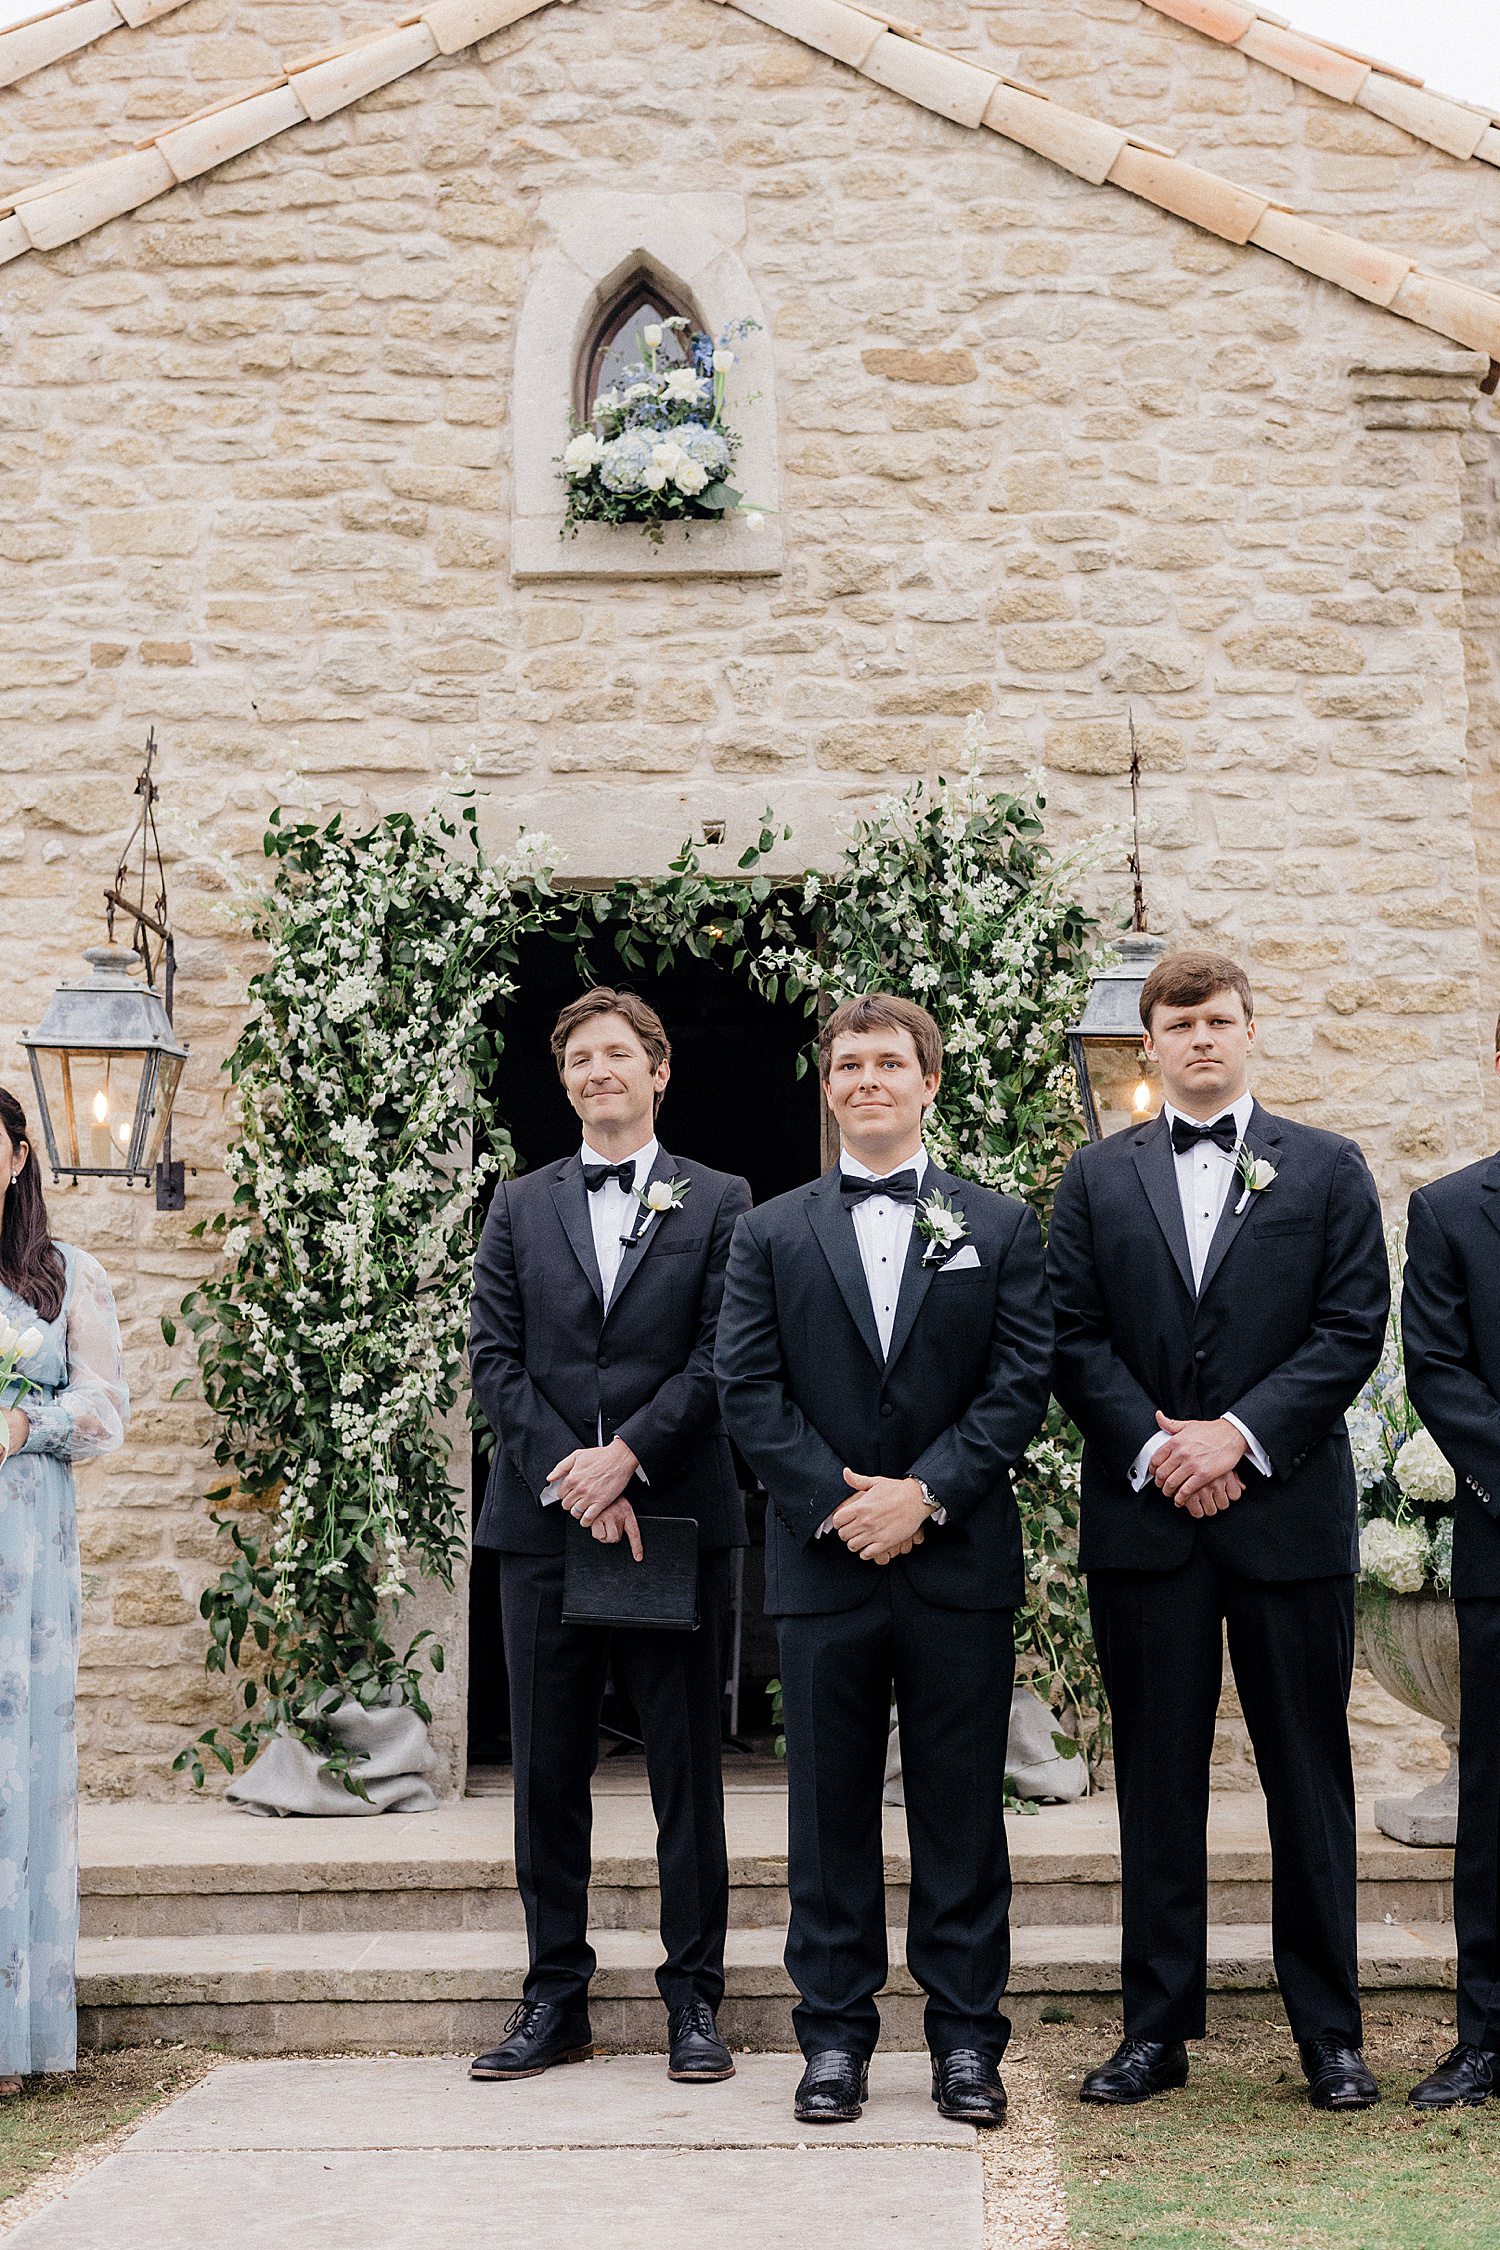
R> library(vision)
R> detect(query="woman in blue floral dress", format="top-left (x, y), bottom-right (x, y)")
top-left (0, 1088), bottom-right (128, 2087)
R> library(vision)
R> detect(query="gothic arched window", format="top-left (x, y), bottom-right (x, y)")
top-left (580, 274), bottom-right (698, 417)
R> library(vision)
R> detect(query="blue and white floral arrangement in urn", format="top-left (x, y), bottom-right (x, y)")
top-left (560, 317), bottom-right (767, 544)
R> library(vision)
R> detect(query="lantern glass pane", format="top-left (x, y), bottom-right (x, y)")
top-left (136, 1052), bottom-right (183, 1171)
top-left (1081, 1037), bottom-right (1163, 1138)
top-left (30, 1047), bottom-right (156, 1175)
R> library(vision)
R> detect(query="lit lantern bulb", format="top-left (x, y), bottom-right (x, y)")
top-left (89, 1089), bottom-right (113, 1169)
top-left (1132, 1079), bottom-right (1152, 1116)
top-left (93, 1091), bottom-right (109, 1125)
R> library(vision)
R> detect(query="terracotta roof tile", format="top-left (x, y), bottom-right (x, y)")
top-left (0, 0), bottom-right (188, 91)
top-left (0, 0), bottom-right (1496, 384)
top-left (1141, 0), bottom-right (1500, 169)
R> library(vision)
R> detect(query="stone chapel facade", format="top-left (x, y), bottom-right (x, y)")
top-left (2, 0), bottom-right (1499, 1796)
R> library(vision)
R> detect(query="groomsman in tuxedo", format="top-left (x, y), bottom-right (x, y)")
top-left (1402, 1016), bottom-right (1500, 2109)
top-left (716, 994), bottom-right (1053, 2128)
top-left (468, 988), bottom-right (751, 2086)
top-left (1048, 950), bottom-right (1389, 2111)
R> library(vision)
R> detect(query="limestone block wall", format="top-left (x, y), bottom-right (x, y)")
top-left (1, 0), bottom-right (1496, 1794)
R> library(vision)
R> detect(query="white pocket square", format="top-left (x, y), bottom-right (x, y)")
top-left (936, 1244), bottom-right (980, 1272)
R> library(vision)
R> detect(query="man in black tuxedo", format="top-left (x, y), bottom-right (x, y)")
top-left (1401, 1019), bottom-right (1500, 2109)
top-left (468, 987), bottom-right (751, 2086)
top-left (1048, 949), bottom-right (1389, 2111)
top-left (715, 993), bottom-right (1053, 2128)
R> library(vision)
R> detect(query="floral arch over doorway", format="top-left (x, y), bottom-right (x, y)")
top-left (169, 724), bottom-right (1110, 1796)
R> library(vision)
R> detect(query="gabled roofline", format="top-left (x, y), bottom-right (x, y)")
top-left (1141, 0), bottom-right (1500, 168)
top-left (0, 0), bottom-right (189, 92)
top-left (0, 0), bottom-right (1497, 371)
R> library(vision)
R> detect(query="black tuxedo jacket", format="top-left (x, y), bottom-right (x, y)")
top-left (469, 1146), bottom-right (752, 1555)
top-left (1402, 1157), bottom-right (1500, 1599)
top-left (714, 1162), bottom-right (1053, 1616)
top-left (1047, 1102), bottom-right (1388, 1581)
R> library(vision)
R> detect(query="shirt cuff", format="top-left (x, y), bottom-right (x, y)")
top-left (1224, 1413), bottom-right (1271, 1478)
top-left (1129, 1431), bottom-right (1169, 1493)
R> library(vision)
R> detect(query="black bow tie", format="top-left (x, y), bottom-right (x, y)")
top-left (582, 1161), bottom-right (636, 1193)
top-left (1170, 1116), bottom-right (1239, 1157)
top-left (839, 1169), bottom-right (920, 1206)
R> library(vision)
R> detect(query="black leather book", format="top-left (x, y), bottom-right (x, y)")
top-left (561, 1513), bottom-right (700, 1631)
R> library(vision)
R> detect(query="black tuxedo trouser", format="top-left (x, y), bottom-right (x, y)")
top-left (1456, 1598), bottom-right (1500, 2051)
top-left (776, 1574), bottom-right (1016, 2062)
top-left (498, 1548), bottom-right (732, 2014)
top-left (1089, 1548), bottom-right (1361, 2047)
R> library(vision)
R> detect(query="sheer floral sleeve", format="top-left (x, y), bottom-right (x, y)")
top-left (19, 1249), bottom-right (129, 1463)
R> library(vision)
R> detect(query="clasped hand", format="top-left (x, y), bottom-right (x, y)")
top-left (546, 1437), bottom-right (644, 1562)
top-left (1150, 1412), bottom-right (1246, 1518)
top-left (830, 1468), bottom-right (928, 1566)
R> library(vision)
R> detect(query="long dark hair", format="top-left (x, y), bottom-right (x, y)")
top-left (0, 1089), bottom-right (65, 1324)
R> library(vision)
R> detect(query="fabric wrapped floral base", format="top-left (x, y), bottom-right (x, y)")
top-left (225, 1699), bottom-right (439, 1818)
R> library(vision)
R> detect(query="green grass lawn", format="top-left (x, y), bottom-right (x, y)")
top-left (0, 2047), bottom-right (215, 2208)
top-left (1042, 2012), bottom-right (1500, 2250)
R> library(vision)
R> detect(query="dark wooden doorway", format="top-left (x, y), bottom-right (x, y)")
top-left (466, 927), bottom-right (822, 1774)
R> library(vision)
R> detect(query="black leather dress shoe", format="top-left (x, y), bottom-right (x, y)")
top-left (1408, 2044), bottom-right (1498, 2109)
top-left (667, 2000), bottom-right (736, 2082)
top-left (470, 1999), bottom-right (594, 2080)
top-left (1299, 2036), bottom-right (1379, 2111)
top-left (932, 2050), bottom-right (1008, 2126)
top-left (794, 2050), bottom-right (869, 2123)
top-left (1078, 2038), bottom-right (1190, 2105)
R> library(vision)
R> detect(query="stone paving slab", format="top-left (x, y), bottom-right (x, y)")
top-left (126, 2053), bottom-right (975, 2151)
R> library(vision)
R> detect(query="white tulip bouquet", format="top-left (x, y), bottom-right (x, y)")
top-left (560, 317), bottom-right (767, 544)
top-left (0, 1312), bottom-right (44, 1467)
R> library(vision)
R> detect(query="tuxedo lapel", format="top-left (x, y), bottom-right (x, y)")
top-left (1196, 1104), bottom-right (1283, 1303)
top-left (882, 1173), bottom-right (951, 1377)
top-left (1482, 1156), bottom-right (1500, 1245)
top-left (1132, 1115), bottom-right (1195, 1300)
top-left (806, 1170), bottom-right (885, 1369)
top-left (549, 1155), bottom-right (604, 1307)
top-left (603, 1145), bottom-right (677, 1321)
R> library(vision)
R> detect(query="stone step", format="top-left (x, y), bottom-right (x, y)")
top-left (77, 1921), bottom-right (1459, 2057)
top-left (80, 1796), bottom-right (1454, 1939)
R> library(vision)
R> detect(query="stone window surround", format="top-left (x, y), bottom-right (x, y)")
top-left (510, 189), bottom-right (783, 583)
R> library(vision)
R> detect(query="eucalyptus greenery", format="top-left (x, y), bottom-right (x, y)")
top-left (166, 791), bottom-right (554, 1791)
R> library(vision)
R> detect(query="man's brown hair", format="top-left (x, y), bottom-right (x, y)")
top-left (1139, 949), bottom-right (1254, 1034)
top-left (818, 992), bottom-right (943, 1081)
top-left (550, 988), bottom-right (672, 1079)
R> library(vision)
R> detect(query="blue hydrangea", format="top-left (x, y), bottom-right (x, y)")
top-left (672, 422), bottom-right (731, 476)
top-left (598, 431), bottom-right (654, 494)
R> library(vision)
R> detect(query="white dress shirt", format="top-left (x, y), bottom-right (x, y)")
top-left (840, 1144), bottom-right (930, 1358)
top-left (818, 1144), bottom-right (945, 1534)
top-left (1128, 1091), bottom-right (1270, 1492)
top-left (540, 1135), bottom-right (657, 1507)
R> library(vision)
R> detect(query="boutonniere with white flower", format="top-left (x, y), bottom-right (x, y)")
top-left (916, 1188), bottom-right (971, 1267)
top-left (622, 1175), bottom-right (691, 1244)
top-left (1233, 1146), bottom-right (1278, 1217)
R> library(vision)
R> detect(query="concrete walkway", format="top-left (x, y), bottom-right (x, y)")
top-left (4, 2055), bottom-right (991, 2250)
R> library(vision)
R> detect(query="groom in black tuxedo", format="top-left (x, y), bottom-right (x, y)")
top-left (1048, 949), bottom-right (1389, 2112)
top-left (1401, 1016), bottom-right (1500, 2110)
top-left (468, 987), bottom-right (750, 2086)
top-left (716, 993), bottom-right (1053, 2128)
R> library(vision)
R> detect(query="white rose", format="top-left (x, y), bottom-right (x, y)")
top-left (1246, 1158), bottom-right (1277, 1192)
top-left (645, 1181), bottom-right (675, 1212)
top-left (673, 459), bottom-right (709, 495)
top-left (563, 432), bottom-right (605, 475)
top-left (642, 465), bottom-right (668, 493)
top-left (712, 348), bottom-right (735, 373)
top-left (1393, 1426), bottom-right (1456, 1507)
top-left (651, 442), bottom-right (683, 470)
top-left (642, 324), bottom-right (663, 349)
top-left (1359, 1516), bottom-right (1429, 1595)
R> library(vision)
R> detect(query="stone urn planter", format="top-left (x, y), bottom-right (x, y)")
top-left (1355, 1587), bottom-right (1460, 1846)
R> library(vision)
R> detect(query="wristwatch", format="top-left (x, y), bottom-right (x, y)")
top-left (914, 1479), bottom-right (940, 1516)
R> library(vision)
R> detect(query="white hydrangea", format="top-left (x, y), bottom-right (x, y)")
top-left (1345, 1405), bottom-right (1388, 1495)
top-left (1359, 1516), bottom-right (1429, 1595)
top-left (598, 432), bottom-right (654, 494)
top-left (1393, 1427), bottom-right (1456, 1507)
top-left (673, 422), bottom-right (730, 476)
